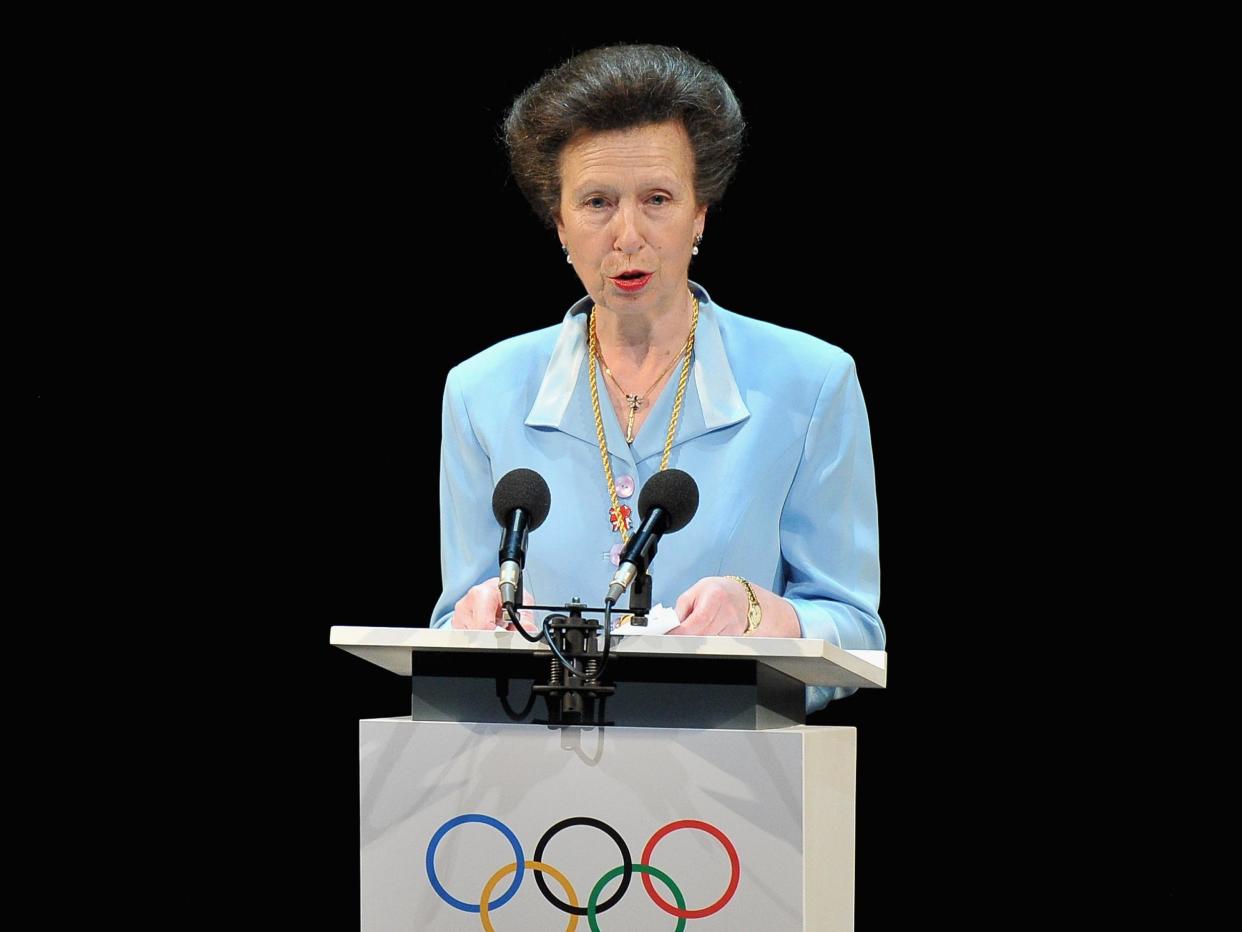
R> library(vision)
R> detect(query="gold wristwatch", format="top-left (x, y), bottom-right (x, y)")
top-left (727, 575), bottom-right (762, 635)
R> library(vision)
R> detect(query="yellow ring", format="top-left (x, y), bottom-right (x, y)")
top-left (479, 859), bottom-right (579, 931)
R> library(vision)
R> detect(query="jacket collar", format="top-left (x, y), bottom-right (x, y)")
top-left (525, 279), bottom-right (750, 467)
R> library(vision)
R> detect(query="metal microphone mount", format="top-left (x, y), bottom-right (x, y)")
top-left (517, 578), bottom-right (648, 727)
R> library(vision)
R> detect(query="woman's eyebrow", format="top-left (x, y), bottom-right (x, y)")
top-left (571, 179), bottom-right (681, 199)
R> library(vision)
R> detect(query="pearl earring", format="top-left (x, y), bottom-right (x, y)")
top-left (692, 234), bottom-right (702, 256)
top-left (562, 244), bottom-right (572, 264)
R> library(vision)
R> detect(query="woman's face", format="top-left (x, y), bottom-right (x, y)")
top-left (556, 119), bottom-right (707, 318)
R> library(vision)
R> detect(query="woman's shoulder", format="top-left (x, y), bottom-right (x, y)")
top-left (712, 301), bottom-right (853, 377)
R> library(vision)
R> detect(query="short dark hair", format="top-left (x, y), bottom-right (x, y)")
top-left (501, 43), bottom-right (747, 230)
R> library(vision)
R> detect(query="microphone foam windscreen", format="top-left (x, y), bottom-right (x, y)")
top-left (491, 468), bottom-right (553, 529)
top-left (637, 468), bottom-right (699, 533)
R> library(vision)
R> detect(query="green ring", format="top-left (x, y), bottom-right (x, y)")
top-left (587, 864), bottom-right (686, 932)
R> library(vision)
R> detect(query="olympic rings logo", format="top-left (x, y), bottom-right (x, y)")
top-left (426, 814), bottom-right (741, 930)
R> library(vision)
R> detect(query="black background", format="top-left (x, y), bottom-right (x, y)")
top-left (151, 37), bottom-right (1118, 929)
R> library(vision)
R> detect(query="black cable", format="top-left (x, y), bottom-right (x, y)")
top-left (496, 676), bottom-right (536, 720)
top-left (503, 599), bottom-right (614, 684)
top-left (503, 602), bottom-right (545, 642)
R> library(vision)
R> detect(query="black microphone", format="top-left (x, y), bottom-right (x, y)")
top-left (605, 469), bottom-right (699, 604)
top-left (492, 469), bottom-right (552, 611)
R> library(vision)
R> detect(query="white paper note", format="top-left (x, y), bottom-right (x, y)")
top-left (610, 603), bottom-right (680, 635)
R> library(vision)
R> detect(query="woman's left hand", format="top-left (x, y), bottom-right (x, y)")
top-left (668, 576), bottom-right (750, 636)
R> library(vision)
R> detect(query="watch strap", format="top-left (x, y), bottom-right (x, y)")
top-left (727, 575), bottom-right (762, 635)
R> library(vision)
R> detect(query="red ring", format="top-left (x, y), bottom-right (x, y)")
top-left (640, 819), bottom-right (740, 918)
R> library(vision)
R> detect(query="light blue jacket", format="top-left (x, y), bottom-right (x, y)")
top-left (430, 279), bottom-right (884, 713)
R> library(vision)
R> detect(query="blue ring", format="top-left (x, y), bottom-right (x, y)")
top-left (425, 814), bottom-right (525, 913)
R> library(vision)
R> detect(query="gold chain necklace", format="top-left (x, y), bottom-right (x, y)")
top-left (596, 343), bottom-right (686, 443)
top-left (588, 287), bottom-right (699, 544)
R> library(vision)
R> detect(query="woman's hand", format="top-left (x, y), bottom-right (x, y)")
top-left (451, 577), bottom-right (538, 632)
top-left (668, 576), bottom-right (751, 636)
top-left (668, 576), bottom-right (803, 638)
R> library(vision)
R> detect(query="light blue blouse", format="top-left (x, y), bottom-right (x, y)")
top-left (430, 279), bottom-right (885, 713)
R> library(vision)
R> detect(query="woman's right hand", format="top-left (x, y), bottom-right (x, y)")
top-left (451, 577), bottom-right (538, 632)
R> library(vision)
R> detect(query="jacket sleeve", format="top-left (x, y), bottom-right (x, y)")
top-left (429, 365), bottom-right (498, 628)
top-left (779, 350), bottom-right (885, 713)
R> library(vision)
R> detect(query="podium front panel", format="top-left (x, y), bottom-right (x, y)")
top-left (360, 718), bottom-right (856, 931)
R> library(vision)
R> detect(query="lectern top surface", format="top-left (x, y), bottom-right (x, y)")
top-left (329, 626), bottom-right (886, 689)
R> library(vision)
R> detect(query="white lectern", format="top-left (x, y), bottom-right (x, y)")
top-left (332, 626), bottom-right (886, 931)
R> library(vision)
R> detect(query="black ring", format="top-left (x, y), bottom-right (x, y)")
top-left (532, 816), bottom-right (632, 916)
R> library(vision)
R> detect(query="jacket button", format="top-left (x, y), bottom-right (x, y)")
top-left (615, 474), bottom-right (635, 498)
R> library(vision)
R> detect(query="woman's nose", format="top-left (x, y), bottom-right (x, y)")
top-left (611, 202), bottom-right (646, 254)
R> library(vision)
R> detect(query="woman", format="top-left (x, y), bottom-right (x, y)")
top-left (429, 43), bottom-right (883, 713)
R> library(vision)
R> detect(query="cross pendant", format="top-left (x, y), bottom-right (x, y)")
top-left (624, 394), bottom-right (643, 443)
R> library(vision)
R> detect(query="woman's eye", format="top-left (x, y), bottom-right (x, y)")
top-left (585, 195), bottom-right (668, 208)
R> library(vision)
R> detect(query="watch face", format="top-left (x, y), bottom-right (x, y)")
top-left (731, 577), bottom-right (760, 633)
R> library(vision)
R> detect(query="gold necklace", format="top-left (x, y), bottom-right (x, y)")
top-left (588, 287), bottom-right (698, 543)
top-left (596, 343), bottom-right (686, 443)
